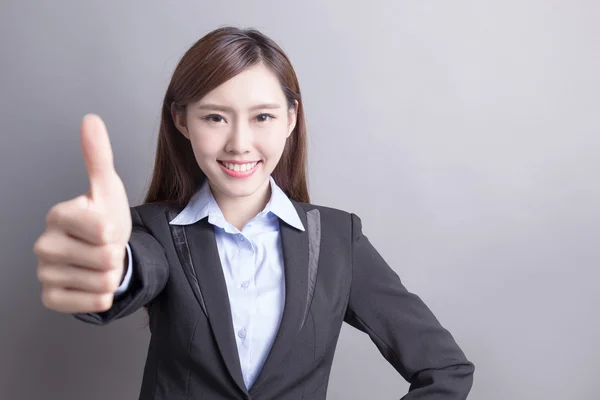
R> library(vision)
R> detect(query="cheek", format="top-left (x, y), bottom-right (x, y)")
top-left (259, 124), bottom-right (290, 156)
top-left (189, 131), bottom-right (223, 157)
top-left (257, 136), bottom-right (286, 160)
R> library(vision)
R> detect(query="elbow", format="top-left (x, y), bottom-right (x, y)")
top-left (409, 360), bottom-right (475, 396)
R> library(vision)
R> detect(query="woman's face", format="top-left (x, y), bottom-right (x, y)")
top-left (174, 63), bottom-right (297, 202)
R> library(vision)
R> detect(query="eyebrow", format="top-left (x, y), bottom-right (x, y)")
top-left (195, 103), bottom-right (282, 112)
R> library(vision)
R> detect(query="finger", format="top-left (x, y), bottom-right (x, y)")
top-left (34, 230), bottom-right (126, 270)
top-left (45, 196), bottom-right (113, 245)
top-left (41, 285), bottom-right (115, 313)
top-left (80, 114), bottom-right (116, 202)
top-left (38, 263), bottom-right (123, 293)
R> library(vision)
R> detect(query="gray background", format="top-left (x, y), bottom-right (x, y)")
top-left (1, 1), bottom-right (599, 399)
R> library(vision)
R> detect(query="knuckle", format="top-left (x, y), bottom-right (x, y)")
top-left (33, 234), bottom-right (59, 261)
top-left (94, 293), bottom-right (113, 311)
top-left (108, 245), bottom-right (122, 266)
top-left (46, 203), bottom-right (66, 227)
top-left (41, 287), bottom-right (59, 309)
top-left (100, 270), bottom-right (119, 292)
top-left (36, 237), bottom-right (61, 262)
top-left (32, 236), bottom-right (44, 257)
top-left (99, 247), bottom-right (111, 267)
top-left (93, 221), bottom-right (114, 244)
top-left (36, 264), bottom-right (51, 284)
top-left (100, 247), bottom-right (114, 269)
top-left (105, 245), bottom-right (124, 269)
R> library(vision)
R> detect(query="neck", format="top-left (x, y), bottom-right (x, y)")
top-left (210, 179), bottom-right (272, 231)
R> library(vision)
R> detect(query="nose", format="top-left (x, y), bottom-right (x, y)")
top-left (225, 120), bottom-right (252, 154)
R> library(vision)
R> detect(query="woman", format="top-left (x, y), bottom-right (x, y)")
top-left (34, 26), bottom-right (474, 399)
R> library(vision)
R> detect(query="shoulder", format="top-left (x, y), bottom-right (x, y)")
top-left (294, 200), bottom-right (351, 218)
top-left (293, 201), bottom-right (364, 237)
top-left (130, 202), bottom-right (183, 227)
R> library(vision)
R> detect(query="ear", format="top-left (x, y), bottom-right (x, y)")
top-left (171, 103), bottom-right (190, 140)
top-left (286, 100), bottom-right (299, 138)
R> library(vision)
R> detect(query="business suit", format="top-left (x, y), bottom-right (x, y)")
top-left (75, 200), bottom-right (474, 399)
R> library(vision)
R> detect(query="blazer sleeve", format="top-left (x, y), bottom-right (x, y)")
top-left (344, 213), bottom-right (475, 399)
top-left (73, 207), bottom-right (170, 325)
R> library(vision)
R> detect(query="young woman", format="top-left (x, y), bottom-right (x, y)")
top-left (34, 27), bottom-right (474, 399)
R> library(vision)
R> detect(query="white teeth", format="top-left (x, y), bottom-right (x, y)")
top-left (222, 161), bottom-right (258, 172)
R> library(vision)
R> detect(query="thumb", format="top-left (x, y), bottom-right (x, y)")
top-left (80, 114), bottom-right (117, 202)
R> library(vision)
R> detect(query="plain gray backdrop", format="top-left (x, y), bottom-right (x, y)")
top-left (1, 1), bottom-right (599, 399)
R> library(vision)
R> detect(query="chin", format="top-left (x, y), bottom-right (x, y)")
top-left (209, 174), bottom-right (269, 199)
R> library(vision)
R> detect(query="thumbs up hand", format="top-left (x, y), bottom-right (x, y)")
top-left (34, 114), bottom-right (132, 313)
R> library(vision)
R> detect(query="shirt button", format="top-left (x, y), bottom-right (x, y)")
top-left (241, 281), bottom-right (250, 289)
top-left (238, 235), bottom-right (244, 241)
top-left (238, 328), bottom-right (247, 339)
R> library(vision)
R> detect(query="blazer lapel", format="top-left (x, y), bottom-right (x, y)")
top-left (175, 217), bottom-right (248, 395)
top-left (251, 204), bottom-right (322, 391)
top-left (167, 210), bottom-right (207, 317)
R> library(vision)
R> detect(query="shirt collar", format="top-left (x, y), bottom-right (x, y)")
top-left (168, 176), bottom-right (305, 231)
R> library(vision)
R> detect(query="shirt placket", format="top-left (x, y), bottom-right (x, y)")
top-left (234, 232), bottom-right (257, 386)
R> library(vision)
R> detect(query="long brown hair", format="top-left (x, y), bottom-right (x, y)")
top-left (143, 26), bottom-right (310, 206)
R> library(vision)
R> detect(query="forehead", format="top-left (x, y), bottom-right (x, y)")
top-left (199, 63), bottom-right (286, 107)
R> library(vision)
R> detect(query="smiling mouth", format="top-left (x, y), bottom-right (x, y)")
top-left (218, 161), bottom-right (260, 172)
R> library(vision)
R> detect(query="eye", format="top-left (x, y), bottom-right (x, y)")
top-left (202, 114), bottom-right (226, 123)
top-left (256, 113), bottom-right (275, 123)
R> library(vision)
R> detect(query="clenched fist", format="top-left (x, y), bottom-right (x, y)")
top-left (34, 114), bottom-right (132, 313)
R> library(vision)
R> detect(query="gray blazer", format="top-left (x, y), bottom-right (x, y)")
top-left (75, 201), bottom-right (474, 400)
